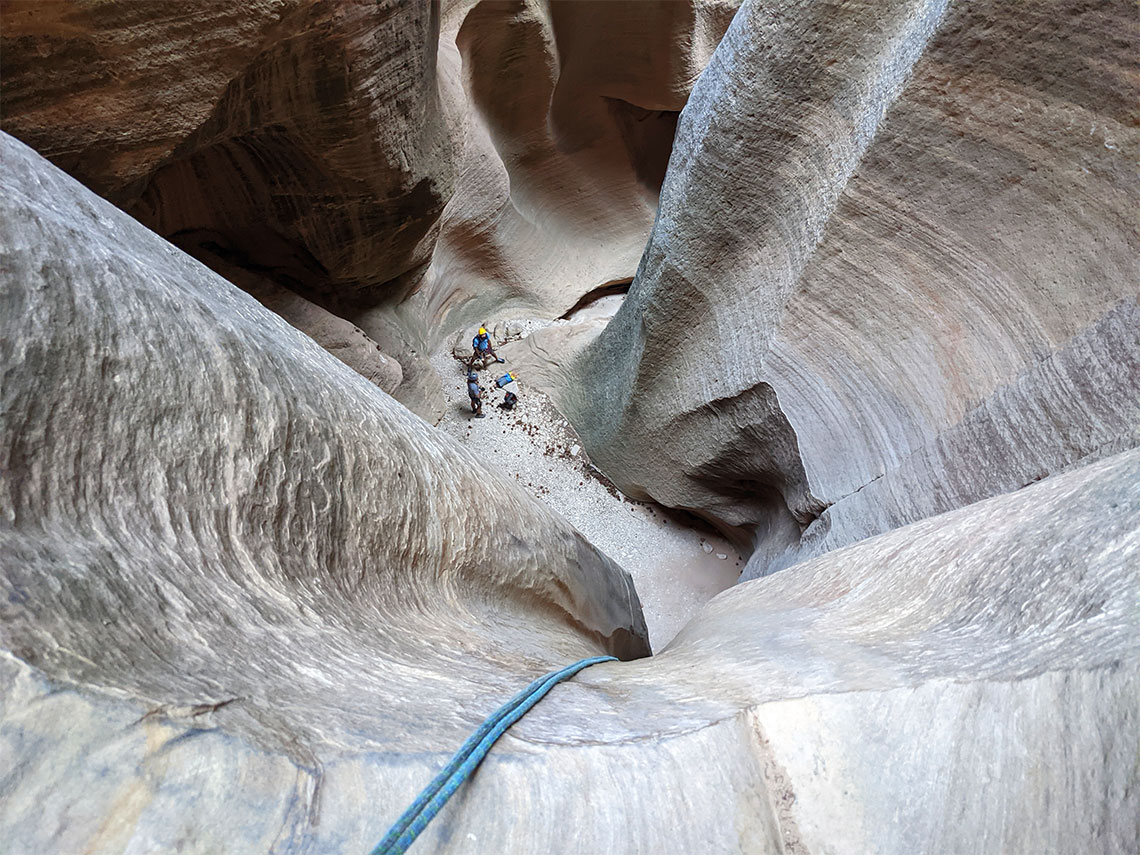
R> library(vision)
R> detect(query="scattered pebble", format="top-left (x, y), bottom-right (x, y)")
top-left (431, 335), bottom-right (741, 648)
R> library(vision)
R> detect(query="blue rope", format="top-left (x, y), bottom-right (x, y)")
top-left (369, 655), bottom-right (617, 855)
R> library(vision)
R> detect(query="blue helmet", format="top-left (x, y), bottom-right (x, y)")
top-left (468, 371), bottom-right (478, 381)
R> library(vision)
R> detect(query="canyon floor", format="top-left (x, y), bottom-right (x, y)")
top-left (431, 322), bottom-right (741, 650)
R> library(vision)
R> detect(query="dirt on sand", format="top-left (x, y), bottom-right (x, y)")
top-left (431, 330), bottom-right (741, 651)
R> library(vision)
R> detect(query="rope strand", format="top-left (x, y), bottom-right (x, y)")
top-left (370, 655), bottom-right (617, 855)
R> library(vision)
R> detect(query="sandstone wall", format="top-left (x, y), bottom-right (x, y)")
top-left (348, 0), bottom-right (741, 416)
top-left (3, 5), bottom-right (1138, 850)
top-left (3, 128), bottom-right (1137, 855)
top-left (2, 132), bottom-right (1130, 852)
top-left (1, 0), bottom-right (740, 419)
top-left (0, 131), bottom-right (647, 763)
top-left (559, 0), bottom-right (1140, 573)
top-left (0, 0), bottom-right (295, 201)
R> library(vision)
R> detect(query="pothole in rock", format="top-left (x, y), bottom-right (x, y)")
top-left (430, 332), bottom-right (742, 651)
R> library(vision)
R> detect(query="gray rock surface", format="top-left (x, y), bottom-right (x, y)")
top-left (201, 254), bottom-right (405, 396)
top-left (0, 129), bottom-right (647, 761)
top-left (554, 0), bottom-right (1140, 574)
top-left (3, 131), bottom-right (1139, 854)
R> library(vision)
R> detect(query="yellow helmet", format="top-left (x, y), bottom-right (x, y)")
top-left (478, 327), bottom-right (487, 335)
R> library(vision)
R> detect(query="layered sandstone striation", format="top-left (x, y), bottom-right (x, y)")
top-left (1, 0), bottom-right (447, 402)
top-left (555, 0), bottom-right (1140, 573)
top-left (0, 131), bottom-right (647, 761)
top-left (335, 0), bottom-right (740, 415)
top-left (1, 0), bottom-right (451, 297)
top-left (1, 0), bottom-right (739, 418)
top-left (0, 0), bottom-right (294, 201)
top-left (3, 1), bottom-right (1138, 851)
top-left (3, 133), bottom-right (1138, 854)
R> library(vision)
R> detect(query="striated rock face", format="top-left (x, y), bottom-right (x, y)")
top-left (191, 251), bottom-right (405, 395)
top-left (2, 0), bottom-right (452, 300)
top-left (0, 0), bottom-right (294, 201)
top-left (1, 0), bottom-right (454, 413)
top-left (129, 1), bottom-right (453, 303)
top-left (3, 134), bottom-right (1138, 854)
top-left (559, 0), bottom-right (1140, 573)
top-left (0, 130), bottom-right (647, 760)
top-left (1, 0), bottom-right (739, 419)
top-left (420, 0), bottom-right (738, 315)
top-left (346, 0), bottom-right (740, 415)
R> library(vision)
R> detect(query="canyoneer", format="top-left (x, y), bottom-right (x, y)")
top-left (468, 325), bottom-right (505, 368)
top-left (467, 370), bottom-right (485, 417)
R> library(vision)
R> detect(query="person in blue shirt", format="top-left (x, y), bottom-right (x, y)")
top-left (467, 370), bottom-right (484, 417)
top-left (468, 325), bottom-right (505, 368)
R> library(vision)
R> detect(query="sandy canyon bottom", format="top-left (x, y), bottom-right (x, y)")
top-left (431, 319), bottom-right (741, 650)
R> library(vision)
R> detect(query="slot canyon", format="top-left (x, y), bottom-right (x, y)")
top-left (1, 1), bottom-right (1137, 852)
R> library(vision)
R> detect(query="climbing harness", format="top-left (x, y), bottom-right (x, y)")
top-left (369, 655), bottom-right (617, 855)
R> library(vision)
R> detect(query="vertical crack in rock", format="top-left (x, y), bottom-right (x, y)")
top-left (267, 758), bottom-right (324, 853)
top-left (746, 710), bottom-right (810, 855)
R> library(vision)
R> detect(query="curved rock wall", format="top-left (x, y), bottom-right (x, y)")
top-left (0, 132), bottom-right (647, 764)
top-left (426, 0), bottom-right (737, 316)
top-left (3, 133), bottom-right (1137, 853)
top-left (0, 0), bottom-right (740, 419)
top-left (130, 1), bottom-right (453, 302)
top-left (354, 0), bottom-right (740, 415)
top-left (562, 0), bottom-right (1140, 572)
